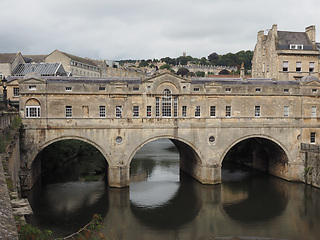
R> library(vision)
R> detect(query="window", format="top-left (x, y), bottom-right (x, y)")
top-left (283, 61), bottom-right (288, 72)
top-left (309, 62), bottom-right (315, 73)
top-left (99, 86), bottom-right (105, 91)
top-left (65, 106), bottom-right (72, 118)
top-left (210, 106), bottom-right (216, 117)
top-left (116, 106), bottom-right (122, 118)
top-left (195, 106), bottom-right (201, 117)
top-left (99, 106), bottom-right (106, 118)
top-left (182, 106), bottom-right (187, 117)
top-left (147, 106), bottom-right (152, 117)
top-left (296, 62), bottom-right (302, 72)
top-left (13, 87), bottom-right (19, 97)
top-left (29, 85), bottom-right (36, 90)
top-left (311, 106), bottom-right (316, 117)
top-left (133, 87), bottom-right (139, 91)
top-left (312, 89), bottom-right (317, 93)
top-left (133, 106), bottom-right (139, 117)
top-left (255, 106), bottom-right (261, 117)
top-left (284, 106), bottom-right (289, 117)
top-left (255, 88), bottom-right (261, 92)
top-left (26, 106), bottom-right (40, 118)
top-left (226, 106), bottom-right (231, 117)
top-left (225, 88), bottom-right (231, 92)
top-left (156, 97), bottom-right (160, 117)
top-left (173, 97), bottom-right (178, 117)
top-left (290, 44), bottom-right (303, 50)
top-left (310, 132), bottom-right (316, 143)
top-left (283, 89), bottom-right (289, 93)
top-left (193, 87), bottom-right (200, 92)
top-left (162, 89), bottom-right (172, 117)
top-left (65, 87), bottom-right (72, 91)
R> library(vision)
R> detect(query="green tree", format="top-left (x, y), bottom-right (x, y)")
top-left (139, 60), bottom-right (149, 68)
top-left (196, 71), bottom-right (206, 77)
top-left (176, 67), bottom-right (189, 76)
top-left (208, 52), bottom-right (219, 64)
top-left (160, 64), bottom-right (171, 70)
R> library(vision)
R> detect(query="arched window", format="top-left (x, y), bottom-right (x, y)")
top-left (162, 89), bottom-right (172, 117)
top-left (25, 99), bottom-right (41, 118)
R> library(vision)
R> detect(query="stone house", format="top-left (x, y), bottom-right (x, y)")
top-left (252, 24), bottom-right (320, 80)
top-left (0, 52), bottom-right (25, 79)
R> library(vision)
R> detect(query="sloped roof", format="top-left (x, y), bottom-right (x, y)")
top-left (60, 51), bottom-right (98, 67)
top-left (12, 63), bottom-right (67, 76)
top-left (0, 53), bottom-right (19, 63)
top-left (23, 55), bottom-right (47, 63)
top-left (277, 31), bottom-right (314, 50)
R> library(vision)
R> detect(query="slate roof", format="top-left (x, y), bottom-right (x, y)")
top-left (60, 51), bottom-right (98, 67)
top-left (46, 76), bottom-right (141, 84)
top-left (12, 63), bottom-right (67, 76)
top-left (277, 31), bottom-right (314, 50)
top-left (23, 55), bottom-right (47, 63)
top-left (0, 53), bottom-right (19, 63)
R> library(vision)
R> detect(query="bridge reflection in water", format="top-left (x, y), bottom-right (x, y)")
top-left (25, 139), bottom-right (320, 240)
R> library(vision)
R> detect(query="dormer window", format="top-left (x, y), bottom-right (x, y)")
top-left (290, 44), bottom-right (303, 50)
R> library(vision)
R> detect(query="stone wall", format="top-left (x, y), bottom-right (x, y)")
top-left (0, 156), bottom-right (19, 239)
top-left (301, 143), bottom-right (320, 188)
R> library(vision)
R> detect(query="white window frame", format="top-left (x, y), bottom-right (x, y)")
top-left (311, 106), bottom-right (316, 118)
top-left (26, 106), bottom-right (41, 118)
top-left (226, 106), bottom-right (231, 117)
top-left (162, 89), bottom-right (172, 117)
top-left (255, 106), bottom-right (261, 117)
top-left (210, 106), bottom-right (216, 117)
top-left (99, 106), bottom-right (106, 118)
top-left (133, 106), bottom-right (139, 117)
top-left (116, 106), bottom-right (122, 118)
top-left (283, 61), bottom-right (288, 72)
top-left (195, 106), bottom-right (201, 117)
top-left (65, 87), bottom-right (72, 91)
top-left (29, 85), bottom-right (36, 90)
top-left (309, 62), bottom-right (315, 73)
top-left (13, 87), bottom-right (19, 97)
top-left (310, 132), bottom-right (316, 144)
top-left (296, 62), bottom-right (302, 72)
top-left (65, 106), bottom-right (72, 118)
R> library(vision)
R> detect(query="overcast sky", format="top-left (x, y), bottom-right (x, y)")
top-left (1, 0), bottom-right (319, 60)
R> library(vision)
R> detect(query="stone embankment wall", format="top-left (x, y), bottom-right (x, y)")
top-left (301, 143), bottom-right (320, 188)
top-left (0, 155), bottom-right (19, 239)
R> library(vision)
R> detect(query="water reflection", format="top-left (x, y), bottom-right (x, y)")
top-left (24, 139), bottom-right (320, 240)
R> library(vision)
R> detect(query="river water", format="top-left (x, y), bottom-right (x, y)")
top-left (25, 139), bottom-right (320, 240)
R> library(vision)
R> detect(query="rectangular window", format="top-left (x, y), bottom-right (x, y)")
top-left (226, 106), bottom-right (231, 117)
top-left (13, 87), bottom-right (19, 97)
top-left (283, 89), bottom-right (289, 93)
top-left (255, 88), bottom-right (261, 92)
top-left (26, 106), bottom-right (40, 118)
top-left (283, 61), bottom-right (288, 72)
top-left (311, 132), bottom-right (316, 143)
top-left (296, 62), bottom-right (302, 72)
top-left (309, 62), bottom-right (315, 72)
top-left (29, 85), bottom-right (36, 90)
top-left (284, 106), bottom-right (289, 117)
top-left (195, 106), bottom-right (201, 117)
top-left (210, 106), bottom-right (216, 117)
top-left (147, 106), bottom-right (152, 117)
top-left (65, 87), bottom-right (72, 91)
top-left (116, 106), bottom-right (122, 118)
top-left (65, 106), bottom-right (72, 118)
top-left (311, 106), bottom-right (316, 117)
top-left (99, 86), bottom-right (105, 91)
top-left (193, 87), bottom-right (200, 92)
top-left (255, 106), bottom-right (261, 117)
top-left (182, 106), bottom-right (187, 117)
top-left (133, 106), bottom-right (139, 117)
top-left (133, 87), bottom-right (139, 91)
top-left (156, 97), bottom-right (160, 117)
top-left (99, 106), bottom-right (106, 118)
top-left (173, 97), bottom-right (178, 117)
top-left (312, 89), bottom-right (317, 93)
top-left (225, 88), bottom-right (231, 92)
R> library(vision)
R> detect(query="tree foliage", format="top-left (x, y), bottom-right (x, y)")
top-left (176, 67), bottom-right (189, 76)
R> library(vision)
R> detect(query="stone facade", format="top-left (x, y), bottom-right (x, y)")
top-left (252, 24), bottom-right (320, 80)
top-left (16, 72), bottom-right (320, 188)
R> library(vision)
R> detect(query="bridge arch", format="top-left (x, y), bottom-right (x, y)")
top-left (128, 135), bottom-right (203, 166)
top-left (220, 134), bottom-right (291, 180)
top-left (30, 136), bottom-right (111, 166)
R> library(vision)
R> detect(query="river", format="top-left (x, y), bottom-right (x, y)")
top-left (24, 139), bottom-right (320, 240)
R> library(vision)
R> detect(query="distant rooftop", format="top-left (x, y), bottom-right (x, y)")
top-left (12, 63), bottom-right (67, 76)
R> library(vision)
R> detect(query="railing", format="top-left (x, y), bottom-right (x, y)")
top-left (301, 143), bottom-right (320, 153)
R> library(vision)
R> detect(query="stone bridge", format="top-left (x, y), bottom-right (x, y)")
top-left (16, 72), bottom-right (319, 188)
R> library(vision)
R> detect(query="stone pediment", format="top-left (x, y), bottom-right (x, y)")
top-left (143, 72), bottom-right (190, 84)
top-left (302, 80), bottom-right (320, 87)
top-left (18, 73), bottom-right (46, 84)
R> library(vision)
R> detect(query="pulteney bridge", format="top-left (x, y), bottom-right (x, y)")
top-left (15, 72), bottom-right (320, 188)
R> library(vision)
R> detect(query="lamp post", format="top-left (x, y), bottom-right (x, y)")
top-left (2, 77), bottom-right (7, 109)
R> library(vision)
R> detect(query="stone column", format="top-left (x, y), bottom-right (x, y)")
top-left (108, 165), bottom-right (130, 188)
